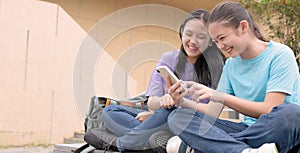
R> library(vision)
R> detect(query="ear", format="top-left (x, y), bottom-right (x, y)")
top-left (239, 20), bottom-right (249, 34)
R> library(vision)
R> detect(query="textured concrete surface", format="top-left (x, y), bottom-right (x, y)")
top-left (0, 146), bottom-right (54, 153)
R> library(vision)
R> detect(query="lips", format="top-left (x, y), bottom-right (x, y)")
top-left (224, 47), bottom-right (233, 54)
top-left (189, 45), bottom-right (198, 49)
top-left (188, 45), bottom-right (199, 52)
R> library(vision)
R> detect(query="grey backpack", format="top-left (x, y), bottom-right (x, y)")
top-left (84, 93), bottom-right (148, 132)
top-left (74, 93), bottom-right (148, 153)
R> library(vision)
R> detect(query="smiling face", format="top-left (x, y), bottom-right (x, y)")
top-left (208, 22), bottom-right (246, 58)
top-left (181, 19), bottom-right (211, 64)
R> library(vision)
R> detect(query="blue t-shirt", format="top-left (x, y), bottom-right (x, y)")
top-left (217, 41), bottom-right (300, 125)
top-left (146, 51), bottom-right (195, 97)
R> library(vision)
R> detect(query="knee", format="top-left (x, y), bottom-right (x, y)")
top-left (273, 104), bottom-right (300, 127)
top-left (101, 105), bottom-right (122, 124)
top-left (102, 105), bottom-right (124, 117)
top-left (275, 104), bottom-right (300, 117)
top-left (102, 105), bottom-right (115, 119)
top-left (285, 104), bottom-right (300, 124)
top-left (104, 105), bottom-right (120, 112)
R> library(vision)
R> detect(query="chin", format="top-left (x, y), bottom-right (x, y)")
top-left (230, 54), bottom-right (238, 58)
top-left (187, 52), bottom-right (200, 57)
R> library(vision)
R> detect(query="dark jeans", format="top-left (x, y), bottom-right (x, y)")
top-left (168, 103), bottom-right (300, 153)
top-left (102, 105), bottom-right (174, 151)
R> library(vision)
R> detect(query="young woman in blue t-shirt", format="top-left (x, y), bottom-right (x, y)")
top-left (166, 2), bottom-right (300, 153)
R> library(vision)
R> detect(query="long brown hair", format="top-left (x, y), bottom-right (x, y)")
top-left (208, 1), bottom-right (267, 42)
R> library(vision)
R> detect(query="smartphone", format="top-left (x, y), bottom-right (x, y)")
top-left (156, 65), bottom-right (186, 93)
top-left (155, 65), bottom-right (179, 85)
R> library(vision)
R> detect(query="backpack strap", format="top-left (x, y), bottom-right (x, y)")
top-left (72, 143), bottom-right (90, 153)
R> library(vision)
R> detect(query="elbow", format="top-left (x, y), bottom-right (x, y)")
top-left (147, 96), bottom-right (160, 111)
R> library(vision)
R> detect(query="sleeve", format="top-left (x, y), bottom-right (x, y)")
top-left (145, 68), bottom-right (166, 97)
top-left (145, 52), bottom-right (178, 97)
top-left (267, 46), bottom-right (298, 96)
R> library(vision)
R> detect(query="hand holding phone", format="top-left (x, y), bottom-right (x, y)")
top-left (155, 65), bottom-right (179, 85)
top-left (155, 65), bottom-right (186, 93)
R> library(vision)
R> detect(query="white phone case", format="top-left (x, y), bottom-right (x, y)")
top-left (155, 65), bottom-right (179, 85)
top-left (156, 65), bottom-right (187, 94)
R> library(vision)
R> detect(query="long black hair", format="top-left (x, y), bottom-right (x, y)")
top-left (174, 9), bottom-right (225, 89)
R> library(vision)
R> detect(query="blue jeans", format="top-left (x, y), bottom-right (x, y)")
top-left (102, 105), bottom-right (174, 151)
top-left (168, 103), bottom-right (300, 153)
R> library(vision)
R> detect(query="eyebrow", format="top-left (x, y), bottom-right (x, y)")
top-left (183, 29), bottom-right (192, 33)
top-left (184, 29), bottom-right (208, 35)
top-left (197, 33), bottom-right (208, 36)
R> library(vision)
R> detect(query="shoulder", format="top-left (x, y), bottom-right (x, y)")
top-left (262, 41), bottom-right (296, 68)
top-left (161, 50), bottom-right (180, 59)
top-left (159, 50), bottom-right (180, 65)
top-left (270, 41), bottom-right (290, 49)
top-left (269, 41), bottom-right (294, 57)
top-left (268, 41), bottom-right (298, 70)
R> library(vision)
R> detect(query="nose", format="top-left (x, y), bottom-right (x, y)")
top-left (216, 42), bottom-right (225, 50)
top-left (190, 36), bottom-right (197, 44)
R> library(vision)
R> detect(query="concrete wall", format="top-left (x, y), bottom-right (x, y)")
top-left (0, 0), bottom-right (87, 145)
top-left (0, 0), bottom-right (233, 146)
top-left (0, 0), bottom-right (186, 146)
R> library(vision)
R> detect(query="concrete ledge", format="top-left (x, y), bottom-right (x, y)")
top-left (54, 143), bottom-right (86, 153)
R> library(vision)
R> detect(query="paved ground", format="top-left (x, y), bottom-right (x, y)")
top-left (0, 146), bottom-right (54, 153)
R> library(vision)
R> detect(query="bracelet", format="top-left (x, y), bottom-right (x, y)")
top-left (210, 90), bottom-right (225, 104)
top-left (178, 98), bottom-right (184, 107)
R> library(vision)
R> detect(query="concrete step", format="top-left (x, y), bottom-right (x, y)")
top-left (54, 143), bottom-right (86, 153)
top-left (63, 131), bottom-right (85, 144)
top-left (64, 137), bottom-right (86, 144)
top-left (74, 131), bottom-right (85, 139)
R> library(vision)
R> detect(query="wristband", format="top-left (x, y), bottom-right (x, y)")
top-left (210, 90), bottom-right (225, 104)
top-left (178, 98), bottom-right (184, 107)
